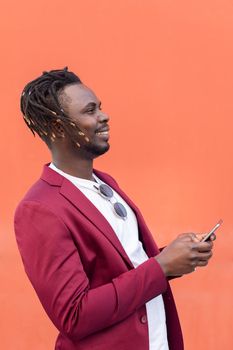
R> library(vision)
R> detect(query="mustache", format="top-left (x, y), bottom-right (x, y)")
top-left (95, 125), bottom-right (109, 133)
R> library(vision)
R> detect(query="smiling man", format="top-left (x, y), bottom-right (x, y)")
top-left (15, 68), bottom-right (215, 350)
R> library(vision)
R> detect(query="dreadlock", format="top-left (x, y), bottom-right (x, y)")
top-left (20, 67), bottom-right (88, 146)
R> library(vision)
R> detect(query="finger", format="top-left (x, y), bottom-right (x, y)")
top-left (209, 233), bottom-right (216, 241)
top-left (178, 233), bottom-right (197, 241)
top-left (186, 233), bottom-right (200, 242)
top-left (190, 233), bottom-right (200, 243)
top-left (195, 233), bottom-right (207, 242)
top-left (178, 233), bottom-right (188, 238)
top-left (197, 233), bottom-right (216, 242)
top-left (197, 251), bottom-right (213, 261)
top-left (194, 241), bottom-right (213, 252)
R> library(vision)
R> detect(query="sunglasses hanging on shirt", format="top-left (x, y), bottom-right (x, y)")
top-left (93, 183), bottom-right (127, 220)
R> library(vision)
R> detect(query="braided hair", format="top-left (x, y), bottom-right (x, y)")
top-left (20, 67), bottom-right (87, 147)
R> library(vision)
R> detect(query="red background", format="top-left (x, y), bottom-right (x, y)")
top-left (0, 1), bottom-right (232, 349)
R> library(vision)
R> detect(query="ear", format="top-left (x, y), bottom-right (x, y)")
top-left (51, 119), bottom-right (65, 138)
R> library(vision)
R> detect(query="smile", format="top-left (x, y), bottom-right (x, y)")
top-left (96, 131), bottom-right (109, 136)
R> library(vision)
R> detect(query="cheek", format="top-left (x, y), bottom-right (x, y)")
top-left (71, 114), bottom-right (98, 136)
top-left (81, 119), bottom-right (97, 133)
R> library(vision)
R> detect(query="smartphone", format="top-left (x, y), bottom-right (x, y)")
top-left (201, 219), bottom-right (223, 242)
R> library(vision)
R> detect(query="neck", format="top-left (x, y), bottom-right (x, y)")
top-left (51, 153), bottom-right (94, 180)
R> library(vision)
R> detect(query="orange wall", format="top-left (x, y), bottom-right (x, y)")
top-left (0, 1), bottom-right (232, 349)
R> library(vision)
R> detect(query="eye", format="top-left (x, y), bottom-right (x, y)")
top-left (86, 108), bottom-right (95, 114)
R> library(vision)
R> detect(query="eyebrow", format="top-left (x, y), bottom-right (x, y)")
top-left (81, 101), bottom-right (101, 112)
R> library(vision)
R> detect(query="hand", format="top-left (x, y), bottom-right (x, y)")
top-left (155, 233), bottom-right (214, 277)
top-left (195, 232), bottom-right (216, 242)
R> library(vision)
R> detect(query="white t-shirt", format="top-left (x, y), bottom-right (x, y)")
top-left (49, 163), bottom-right (169, 350)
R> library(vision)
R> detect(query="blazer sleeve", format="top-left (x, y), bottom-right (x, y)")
top-left (14, 200), bottom-right (168, 342)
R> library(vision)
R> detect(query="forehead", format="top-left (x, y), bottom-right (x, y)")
top-left (60, 83), bottom-right (99, 112)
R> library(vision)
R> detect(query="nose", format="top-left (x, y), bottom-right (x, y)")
top-left (98, 110), bottom-right (110, 123)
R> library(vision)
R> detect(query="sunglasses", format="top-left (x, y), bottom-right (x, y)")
top-left (93, 183), bottom-right (127, 220)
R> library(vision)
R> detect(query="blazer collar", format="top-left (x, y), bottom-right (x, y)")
top-left (41, 165), bottom-right (133, 267)
top-left (41, 164), bottom-right (159, 265)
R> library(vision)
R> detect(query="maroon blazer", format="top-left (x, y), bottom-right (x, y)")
top-left (14, 165), bottom-right (184, 350)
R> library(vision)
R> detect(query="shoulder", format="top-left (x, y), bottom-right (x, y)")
top-left (14, 181), bottom-right (61, 225)
top-left (14, 172), bottom-right (64, 225)
top-left (17, 177), bottom-right (60, 206)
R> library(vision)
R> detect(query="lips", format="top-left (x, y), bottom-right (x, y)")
top-left (95, 126), bottom-right (110, 136)
top-left (96, 131), bottom-right (109, 136)
top-left (96, 126), bottom-right (109, 133)
top-left (95, 126), bottom-right (110, 139)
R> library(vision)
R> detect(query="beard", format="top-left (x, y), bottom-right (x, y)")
top-left (83, 140), bottom-right (110, 158)
top-left (70, 136), bottom-right (110, 160)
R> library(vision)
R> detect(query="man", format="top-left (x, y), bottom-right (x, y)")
top-left (15, 68), bottom-right (215, 350)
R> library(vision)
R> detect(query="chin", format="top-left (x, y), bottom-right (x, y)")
top-left (83, 141), bottom-right (110, 159)
top-left (92, 143), bottom-right (110, 158)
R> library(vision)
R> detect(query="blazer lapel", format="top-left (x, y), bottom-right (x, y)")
top-left (94, 170), bottom-right (160, 257)
top-left (41, 165), bottom-right (134, 268)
